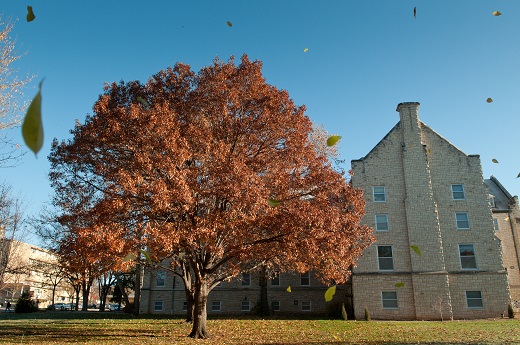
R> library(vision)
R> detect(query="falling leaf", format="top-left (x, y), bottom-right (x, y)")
top-left (286, 286), bottom-right (291, 292)
top-left (26, 6), bottom-right (36, 22)
top-left (426, 148), bottom-right (431, 155)
top-left (486, 98), bottom-right (493, 103)
top-left (140, 249), bottom-right (152, 264)
top-left (492, 158), bottom-right (499, 164)
top-left (268, 198), bottom-right (281, 207)
top-left (517, 173), bottom-right (520, 178)
top-left (304, 48), bottom-right (309, 53)
top-left (326, 135), bottom-right (342, 147)
top-left (22, 80), bottom-right (44, 156)
top-left (493, 11), bottom-right (502, 17)
top-left (325, 285), bottom-right (337, 302)
top-left (137, 97), bottom-right (149, 107)
top-left (122, 253), bottom-right (137, 263)
top-left (227, 21), bottom-right (232, 27)
top-left (410, 245), bottom-right (421, 256)
top-left (413, 7), bottom-right (416, 19)
top-left (505, 216), bottom-right (510, 221)
top-left (394, 282), bottom-right (405, 288)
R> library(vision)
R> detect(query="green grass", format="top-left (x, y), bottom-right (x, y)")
top-left (0, 312), bottom-right (519, 344)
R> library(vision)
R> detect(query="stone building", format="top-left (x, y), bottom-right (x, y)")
top-left (350, 102), bottom-right (512, 320)
top-left (140, 102), bottom-right (516, 319)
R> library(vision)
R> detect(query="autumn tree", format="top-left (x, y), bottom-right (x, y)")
top-left (0, 18), bottom-right (33, 166)
top-left (48, 55), bottom-right (374, 338)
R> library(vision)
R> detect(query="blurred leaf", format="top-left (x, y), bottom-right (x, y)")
top-left (505, 216), bottom-right (510, 221)
top-left (410, 245), bottom-right (421, 256)
top-left (486, 98), bottom-right (493, 103)
top-left (492, 158), bottom-right (499, 164)
top-left (395, 282), bottom-right (405, 288)
top-left (22, 80), bottom-right (44, 156)
top-left (325, 285), bottom-right (336, 302)
top-left (326, 135), bottom-right (342, 147)
top-left (493, 11), bottom-right (502, 16)
top-left (140, 249), bottom-right (152, 264)
top-left (26, 6), bottom-right (36, 22)
top-left (268, 198), bottom-right (281, 207)
top-left (286, 286), bottom-right (291, 292)
top-left (413, 7), bottom-right (416, 19)
top-left (304, 48), bottom-right (309, 53)
top-left (122, 253), bottom-right (137, 263)
top-left (137, 97), bottom-right (149, 107)
top-left (517, 173), bottom-right (520, 178)
top-left (227, 21), bottom-right (232, 27)
top-left (426, 148), bottom-right (431, 155)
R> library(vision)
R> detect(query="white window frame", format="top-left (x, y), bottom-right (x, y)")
top-left (241, 273), bottom-right (251, 286)
top-left (241, 301), bottom-right (250, 312)
top-left (271, 300), bottom-right (280, 311)
top-left (459, 244), bottom-right (477, 270)
top-left (301, 301), bottom-right (311, 311)
top-left (373, 186), bottom-right (386, 202)
top-left (156, 270), bottom-right (166, 287)
top-left (154, 300), bottom-right (163, 311)
top-left (300, 271), bottom-right (310, 286)
top-left (211, 301), bottom-right (221, 312)
top-left (493, 218), bottom-right (499, 232)
top-left (375, 214), bottom-right (389, 231)
top-left (381, 291), bottom-right (398, 309)
top-left (465, 291), bottom-right (484, 309)
top-left (451, 184), bottom-right (465, 200)
top-left (489, 195), bottom-right (496, 208)
top-left (455, 212), bottom-right (470, 229)
top-left (377, 245), bottom-right (394, 271)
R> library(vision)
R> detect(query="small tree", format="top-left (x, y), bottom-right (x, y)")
top-left (364, 307), bottom-right (371, 321)
top-left (508, 303), bottom-right (515, 319)
top-left (341, 303), bottom-right (348, 321)
top-left (15, 290), bottom-right (37, 313)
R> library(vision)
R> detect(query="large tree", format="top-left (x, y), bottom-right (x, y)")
top-left (49, 55), bottom-right (373, 338)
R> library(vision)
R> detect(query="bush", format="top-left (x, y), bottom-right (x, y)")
top-left (122, 302), bottom-right (134, 314)
top-left (364, 307), bottom-right (371, 321)
top-left (341, 303), bottom-right (348, 321)
top-left (508, 303), bottom-right (515, 319)
top-left (15, 291), bottom-right (38, 313)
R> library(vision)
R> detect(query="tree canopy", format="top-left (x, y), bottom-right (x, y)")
top-left (49, 54), bottom-right (374, 338)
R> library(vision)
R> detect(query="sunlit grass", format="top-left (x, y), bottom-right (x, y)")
top-left (0, 312), bottom-right (519, 344)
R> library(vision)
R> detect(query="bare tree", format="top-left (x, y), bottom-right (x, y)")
top-left (0, 18), bottom-right (34, 167)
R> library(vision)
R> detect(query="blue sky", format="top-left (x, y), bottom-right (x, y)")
top-left (2, 1), bottom-right (520, 229)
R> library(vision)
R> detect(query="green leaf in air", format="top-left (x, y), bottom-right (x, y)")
top-left (122, 253), bottom-right (137, 263)
top-left (22, 80), bottom-right (44, 156)
top-left (139, 249), bottom-right (152, 264)
top-left (227, 21), bottom-right (232, 27)
top-left (326, 135), bottom-right (342, 147)
top-left (26, 6), bottom-right (36, 22)
top-left (304, 48), bottom-right (309, 53)
top-left (492, 158), bottom-right (499, 164)
top-left (325, 285), bottom-right (336, 302)
top-left (394, 282), bottom-right (405, 288)
top-left (268, 198), bottom-right (281, 207)
top-left (137, 97), bottom-right (149, 108)
top-left (410, 245), bottom-right (421, 256)
top-left (486, 98), bottom-right (493, 103)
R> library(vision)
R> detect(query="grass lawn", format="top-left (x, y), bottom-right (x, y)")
top-left (0, 312), bottom-right (519, 344)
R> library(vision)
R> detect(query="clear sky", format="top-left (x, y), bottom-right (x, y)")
top-left (2, 1), bottom-right (520, 229)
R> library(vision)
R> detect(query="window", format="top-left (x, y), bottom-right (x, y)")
top-left (451, 184), bottom-right (465, 200)
top-left (459, 244), bottom-right (477, 269)
top-left (377, 245), bottom-right (394, 271)
top-left (456, 212), bottom-right (470, 229)
top-left (375, 214), bottom-right (389, 231)
top-left (242, 273), bottom-right (251, 286)
top-left (154, 301), bottom-right (163, 311)
top-left (211, 301), bottom-right (221, 312)
top-left (373, 186), bottom-right (386, 202)
top-left (241, 301), bottom-right (250, 312)
top-left (493, 218), bottom-right (499, 232)
top-left (271, 273), bottom-right (280, 286)
top-left (271, 300), bottom-right (280, 311)
top-left (489, 195), bottom-right (496, 208)
top-left (182, 301), bottom-right (188, 311)
top-left (301, 301), bottom-right (311, 311)
top-left (156, 270), bottom-right (165, 287)
top-left (466, 291), bottom-right (483, 308)
top-left (300, 271), bottom-right (310, 286)
top-left (381, 291), bottom-right (398, 309)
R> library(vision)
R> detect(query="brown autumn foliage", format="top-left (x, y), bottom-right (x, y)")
top-left (48, 55), bottom-right (374, 339)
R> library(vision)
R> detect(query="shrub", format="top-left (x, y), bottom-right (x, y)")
top-left (508, 303), bottom-right (515, 319)
top-left (364, 307), bottom-right (371, 321)
top-left (15, 291), bottom-right (38, 313)
top-left (341, 303), bottom-right (348, 321)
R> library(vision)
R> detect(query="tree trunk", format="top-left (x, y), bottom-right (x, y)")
top-left (189, 279), bottom-right (210, 339)
top-left (185, 288), bottom-right (194, 323)
top-left (115, 273), bottom-right (131, 308)
top-left (81, 280), bottom-right (91, 311)
top-left (133, 262), bottom-right (141, 316)
top-left (258, 266), bottom-right (269, 316)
